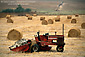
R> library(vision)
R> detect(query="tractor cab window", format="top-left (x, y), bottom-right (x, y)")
top-left (45, 33), bottom-right (49, 36)
top-left (44, 33), bottom-right (49, 40)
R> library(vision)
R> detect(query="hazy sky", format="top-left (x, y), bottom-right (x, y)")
top-left (0, 0), bottom-right (85, 11)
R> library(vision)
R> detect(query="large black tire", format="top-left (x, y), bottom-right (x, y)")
top-left (31, 44), bottom-right (40, 52)
top-left (56, 45), bottom-right (64, 52)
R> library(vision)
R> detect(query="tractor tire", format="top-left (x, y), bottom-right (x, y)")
top-left (56, 45), bottom-right (64, 52)
top-left (31, 44), bottom-right (40, 52)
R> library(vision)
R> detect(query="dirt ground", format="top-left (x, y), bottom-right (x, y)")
top-left (0, 15), bottom-right (85, 57)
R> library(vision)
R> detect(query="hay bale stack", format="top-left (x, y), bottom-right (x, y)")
top-left (40, 17), bottom-right (45, 21)
top-left (68, 28), bottom-right (81, 37)
top-left (81, 23), bottom-right (85, 29)
top-left (33, 14), bottom-right (37, 16)
top-left (67, 15), bottom-right (72, 19)
top-left (71, 19), bottom-right (77, 23)
top-left (42, 20), bottom-right (48, 25)
top-left (26, 14), bottom-right (30, 17)
top-left (55, 16), bottom-right (60, 22)
top-left (7, 29), bottom-right (23, 40)
top-left (28, 16), bottom-right (32, 20)
top-left (7, 19), bottom-right (13, 23)
top-left (75, 14), bottom-right (79, 17)
top-left (6, 15), bottom-right (11, 19)
top-left (48, 19), bottom-right (54, 24)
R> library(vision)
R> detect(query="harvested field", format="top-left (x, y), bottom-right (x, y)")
top-left (0, 15), bottom-right (85, 57)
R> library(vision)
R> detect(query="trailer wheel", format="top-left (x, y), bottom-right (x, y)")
top-left (56, 45), bottom-right (64, 52)
top-left (31, 44), bottom-right (40, 52)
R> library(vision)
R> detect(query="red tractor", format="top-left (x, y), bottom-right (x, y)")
top-left (9, 24), bottom-right (65, 52)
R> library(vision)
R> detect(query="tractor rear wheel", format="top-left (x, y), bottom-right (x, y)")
top-left (31, 44), bottom-right (40, 52)
top-left (56, 45), bottom-right (64, 52)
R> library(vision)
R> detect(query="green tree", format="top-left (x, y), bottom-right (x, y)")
top-left (14, 5), bottom-right (24, 13)
top-left (1, 9), bottom-right (14, 13)
top-left (25, 8), bottom-right (31, 12)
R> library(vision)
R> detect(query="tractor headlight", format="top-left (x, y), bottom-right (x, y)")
top-left (52, 40), bottom-right (57, 43)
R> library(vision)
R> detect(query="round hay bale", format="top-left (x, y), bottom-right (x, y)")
top-left (55, 16), bottom-right (60, 22)
top-left (68, 28), bottom-right (81, 37)
top-left (33, 14), bottom-right (37, 16)
top-left (7, 19), bottom-right (13, 23)
top-left (28, 16), bottom-right (32, 20)
top-left (42, 20), bottom-right (48, 25)
top-left (71, 19), bottom-right (77, 23)
top-left (75, 14), bottom-right (79, 17)
top-left (81, 23), bottom-right (85, 29)
top-left (7, 29), bottom-right (23, 40)
top-left (26, 14), bottom-right (30, 17)
top-left (40, 17), bottom-right (45, 21)
top-left (48, 19), bottom-right (54, 24)
top-left (6, 15), bottom-right (11, 19)
top-left (67, 15), bottom-right (72, 19)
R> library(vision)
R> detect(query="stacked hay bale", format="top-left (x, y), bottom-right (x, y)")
top-left (75, 14), bottom-right (79, 17)
top-left (7, 19), bottom-right (13, 23)
top-left (33, 14), bottom-right (37, 16)
top-left (68, 28), bottom-right (81, 37)
top-left (26, 14), bottom-right (30, 17)
top-left (6, 15), bottom-right (13, 23)
top-left (42, 20), bottom-right (48, 25)
top-left (55, 16), bottom-right (60, 22)
top-left (40, 17), bottom-right (45, 21)
top-left (67, 15), bottom-right (72, 19)
top-left (48, 19), bottom-right (54, 24)
top-left (6, 15), bottom-right (11, 19)
top-left (71, 19), bottom-right (77, 23)
top-left (28, 16), bottom-right (32, 20)
top-left (7, 29), bottom-right (23, 40)
top-left (81, 23), bottom-right (85, 29)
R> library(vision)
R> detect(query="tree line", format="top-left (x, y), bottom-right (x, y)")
top-left (1, 5), bottom-right (31, 13)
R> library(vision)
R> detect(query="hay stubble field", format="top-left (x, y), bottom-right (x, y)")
top-left (0, 15), bottom-right (85, 57)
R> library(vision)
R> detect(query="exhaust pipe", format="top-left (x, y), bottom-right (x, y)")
top-left (62, 24), bottom-right (64, 35)
top-left (55, 32), bottom-right (57, 35)
top-left (37, 31), bottom-right (41, 41)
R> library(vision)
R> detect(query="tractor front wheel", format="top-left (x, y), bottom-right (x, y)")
top-left (56, 45), bottom-right (64, 52)
top-left (31, 44), bottom-right (40, 52)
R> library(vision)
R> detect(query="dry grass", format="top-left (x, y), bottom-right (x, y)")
top-left (0, 15), bottom-right (85, 57)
